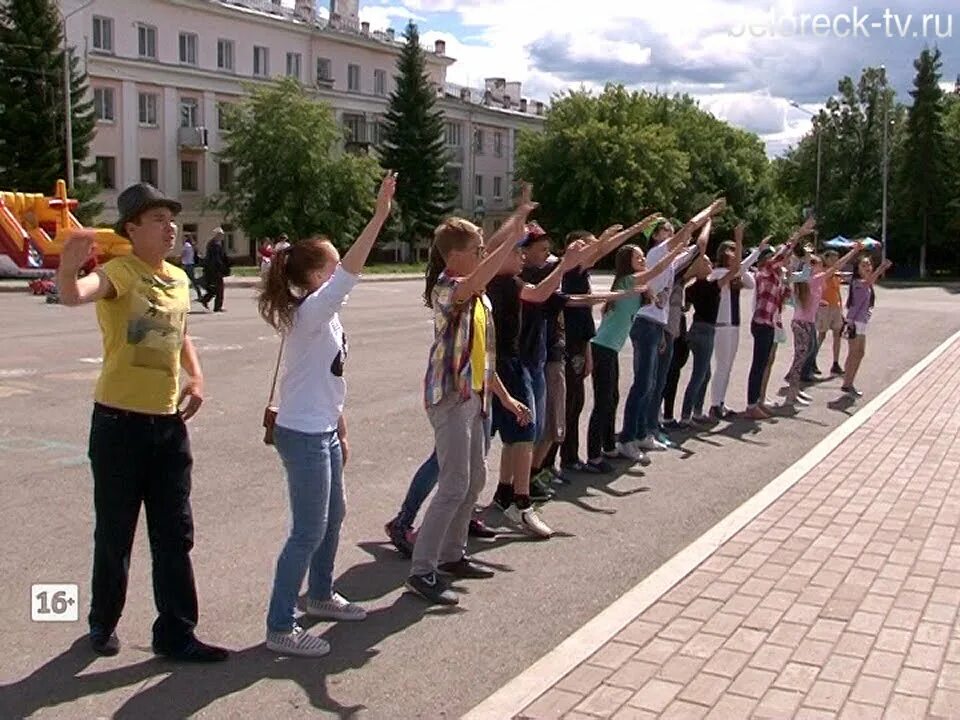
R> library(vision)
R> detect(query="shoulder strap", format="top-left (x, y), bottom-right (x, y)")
top-left (267, 336), bottom-right (285, 405)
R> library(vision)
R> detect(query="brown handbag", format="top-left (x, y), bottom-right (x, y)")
top-left (263, 337), bottom-right (284, 445)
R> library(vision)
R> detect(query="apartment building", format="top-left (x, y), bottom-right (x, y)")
top-left (61, 0), bottom-right (545, 258)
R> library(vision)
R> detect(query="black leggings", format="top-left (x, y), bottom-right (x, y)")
top-left (662, 329), bottom-right (690, 420)
top-left (587, 345), bottom-right (619, 460)
top-left (748, 322), bottom-right (775, 406)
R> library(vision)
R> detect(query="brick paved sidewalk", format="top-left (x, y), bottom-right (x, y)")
top-left (518, 338), bottom-right (960, 720)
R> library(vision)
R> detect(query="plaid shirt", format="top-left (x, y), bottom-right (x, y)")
top-left (753, 262), bottom-right (790, 327)
top-left (423, 273), bottom-right (496, 409)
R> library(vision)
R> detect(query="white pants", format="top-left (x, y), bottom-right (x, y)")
top-left (711, 325), bottom-right (740, 408)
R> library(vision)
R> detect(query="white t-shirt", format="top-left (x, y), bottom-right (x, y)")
top-left (181, 242), bottom-right (195, 266)
top-left (276, 266), bottom-right (358, 434)
top-left (635, 243), bottom-right (695, 326)
top-left (708, 247), bottom-right (761, 325)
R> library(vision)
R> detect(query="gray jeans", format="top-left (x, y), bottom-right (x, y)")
top-left (411, 393), bottom-right (487, 576)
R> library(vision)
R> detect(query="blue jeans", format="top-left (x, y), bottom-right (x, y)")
top-left (650, 334), bottom-right (674, 432)
top-left (266, 425), bottom-right (345, 633)
top-left (620, 317), bottom-right (665, 443)
top-left (526, 362), bottom-right (547, 442)
top-left (682, 322), bottom-right (716, 419)
top-left (394, 414), bottom-right (492, 532)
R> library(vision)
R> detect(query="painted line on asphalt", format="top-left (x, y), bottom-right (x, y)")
top-left (462, 328), bottom-right (960, 720)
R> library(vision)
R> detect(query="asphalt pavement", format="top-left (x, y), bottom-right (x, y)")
top-left (0, 280), bottom-right (957, 719)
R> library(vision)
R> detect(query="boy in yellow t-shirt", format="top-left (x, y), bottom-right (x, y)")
top-left (56, 183), bottom-right (227, 663)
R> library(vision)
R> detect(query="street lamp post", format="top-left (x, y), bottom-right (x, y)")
top-left (791, 101), bottom-right (822, 230)
top-left (56, 1), bottom-right (94, 191)
top-left (881, 100), bottom-right (889, 265)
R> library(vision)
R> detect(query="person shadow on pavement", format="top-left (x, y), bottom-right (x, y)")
top-left (0, 594), bottom-right (442, 720)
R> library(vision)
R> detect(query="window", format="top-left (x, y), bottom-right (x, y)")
top-left (474, 174), bottom-right (483, 196)
top-left (218, 162), bottom-right (234, 190)
top-left (253, 46), bottom-right (269, 77)
top-left (347, 64), bottom-right (360, 92)
top-left (179, 98), bottom-right (199, 128)
top-left (474, 128), bottom-right (484, 154)
top-left (179, 32), bottom-right (198, 66)
top-left (446, 166), bottom-right (462, 193)
top-left (137, 24), bottom-right (157, 59)
top-left (180, 160), bottom-right (199, 192)
top-left (493, 176), bottom-right (502, 198)
top-left (343, 113), bottom-right (366, 143)
top-left (369, 121), bottom-right (384, 146)
top-left (92, 16), bottom-right (113, 52)
top-left (445, 121), bottom-right (462, 146)
top-left (222, 223), bottom-right (235, 253)
top-left (217, 39), bottom-right (234, 71)
top-left (93, 87), bottom-right (114, 122)
top-left (494, 131), bottom-right (503, 157)
top-left (316, 57), bottom-right (332, 83)
top-left (95, 156), bottom-right (116, 189)
top-left (374, 69), bottom-right (386, 96)
top-left (138, 93), bottom-right (158, 126)
top-left (217, 102), bottom-right (234, 131)
top-left (140, 158), bottom-right (159, 186)
top-left (286, 52), bottom-right (302, 80)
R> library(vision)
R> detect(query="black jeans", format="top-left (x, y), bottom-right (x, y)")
top-left (587, 344), bottom-right (619, 460)
top-left (88, 404), bottom-right (198, 650)
top-left (748, 322), bottom-right (775, 406)
top-left (202, 276), bottom-right (225, 311)
top-left (662, 328), bottom-right (690, 420)
top-left (560, 344), bottom-right (588, 466)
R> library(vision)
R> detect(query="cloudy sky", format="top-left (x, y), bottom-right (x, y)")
top-left (308, 0), bottom-right (959, 156)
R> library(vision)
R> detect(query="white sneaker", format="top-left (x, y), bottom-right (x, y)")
top-left (266, 624), bottom-right (331, 657)
top-left (636, 436), bottom-right (667, 452)
top-left (629, 442), bottom-right (653, 467)
top-left (505, 505), bottom-right (553, 538)
top-left (304, 592), bottom-right (367, 621)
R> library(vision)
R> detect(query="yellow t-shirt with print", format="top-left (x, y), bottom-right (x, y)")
top-left (94, 255), bottom-right (190, 415)
top-left (470, 298), bottom-right (486, 392)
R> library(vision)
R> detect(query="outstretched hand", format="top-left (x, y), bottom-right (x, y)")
top-left (60, 230), bottom-right (97, 273)
top-left (375, 171), bottom-right (397, 215)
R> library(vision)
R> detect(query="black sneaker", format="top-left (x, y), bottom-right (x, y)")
top-left (468, 517), bottom-right (497, 539)
top-left (709, 405), bottom-right (724, 421)
top-left (153, 637), bottom-right (229, 663)
top-left (438, 556), bottom-right (495, 579)
top-left (586, 459), bottom-right (615, 474)
top-left (831, 362), bottom-right (844, 375)
top-left (842, 386), bottom-right (863, 397)
top-left (405, 572), bottom-right (459, 605)
top-left (90, 627), bottom-right (120, 656)
top-left (529, 475), bottom-right (555, 502)
top-left (812, 366), bottom-right (822, 376)
top-left (385, 519), bottom-right (414, 557)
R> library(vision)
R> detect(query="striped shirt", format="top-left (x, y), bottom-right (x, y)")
top-left (423, 273), bottom-right (497, 410)
top-left (752, 263), bottom-right (790, 327)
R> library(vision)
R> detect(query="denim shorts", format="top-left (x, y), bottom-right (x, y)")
top-left (492, 356), bottom-right (536, 444)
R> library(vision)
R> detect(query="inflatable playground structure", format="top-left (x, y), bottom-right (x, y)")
top-left (0, 180), bottom-right (130, 273)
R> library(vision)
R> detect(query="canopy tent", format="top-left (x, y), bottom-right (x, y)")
top-left (823, 235), bottom-right (882, 249)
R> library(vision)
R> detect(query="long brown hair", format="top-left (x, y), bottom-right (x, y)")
top-left (424, 217), bottom-right (481, 308)
top-left (258, 236), bottom-right (339, 332)
top-left (604, 244), bottom-right (639, 314)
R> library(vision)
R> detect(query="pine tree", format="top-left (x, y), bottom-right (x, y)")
top-left (0, 0), bottom-right (100, 221)
top-left (897, 47), bottom-right (949, 276)
top-left (379, 20), bottom-right (452, 253)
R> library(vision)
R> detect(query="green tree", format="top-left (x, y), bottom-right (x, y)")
top-left (894, 47), bottom-right (950, 276)
top-left (0, 0), bottom-right (101, 222)
top-left (516, 85), bottom-right (786, 246)
top-left (211, 78), bottom-right (381, 247)
top-left (379, 21), bottom-right (452, 251)
top-left (775, 67), bottom-right (898, 246)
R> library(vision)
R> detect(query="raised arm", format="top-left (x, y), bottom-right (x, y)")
top-left (631, 240), bottom-right (686, 286)
top-left (340, 172), bottom-right (396, 276)
top-left (864, 259), bottom-right (893, 286)
top-left (56, 231), bottom-right (116, 306)
top-left (451, 191), bottom-right (537, 303)
top-left (815, 243), bottom-right (862, 280)
top-left (581, 213), bottom-right (663, 268)
top-left (520, 241), bottom-right (588, 304)
top-left (666, 198), bottom-right (726, 253)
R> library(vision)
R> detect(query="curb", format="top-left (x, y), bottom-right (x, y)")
top-left (461, 328), bottom-right (960, 720)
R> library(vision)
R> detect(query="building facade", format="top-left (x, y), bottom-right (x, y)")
top-left (60, 0), bottom-right (545, 258)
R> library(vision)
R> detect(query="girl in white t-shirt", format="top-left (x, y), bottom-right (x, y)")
top-left (258, 173), bottom-right (395, 657)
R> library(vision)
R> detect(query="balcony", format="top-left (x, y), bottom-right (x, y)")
top-left (178, 126), bottom-right (208, 151)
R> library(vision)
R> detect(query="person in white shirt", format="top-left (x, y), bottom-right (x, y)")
top-left (257, 173), bottom-right (396, 658)
top-left (180, 237), bottom-right (203, 302)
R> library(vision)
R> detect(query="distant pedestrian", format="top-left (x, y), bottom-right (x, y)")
top-left (181, 236), bottom-right (204, 302)
top-left (200, 228), bottom-right (230, 312)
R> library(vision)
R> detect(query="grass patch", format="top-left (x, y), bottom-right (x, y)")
top-left (232, 263), bottom-right (425, 277)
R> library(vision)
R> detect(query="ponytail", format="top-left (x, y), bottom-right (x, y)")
top-left (423, 244), bottom-right (445, 308)
top-left (257, 237), bottom-right (339, 332)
